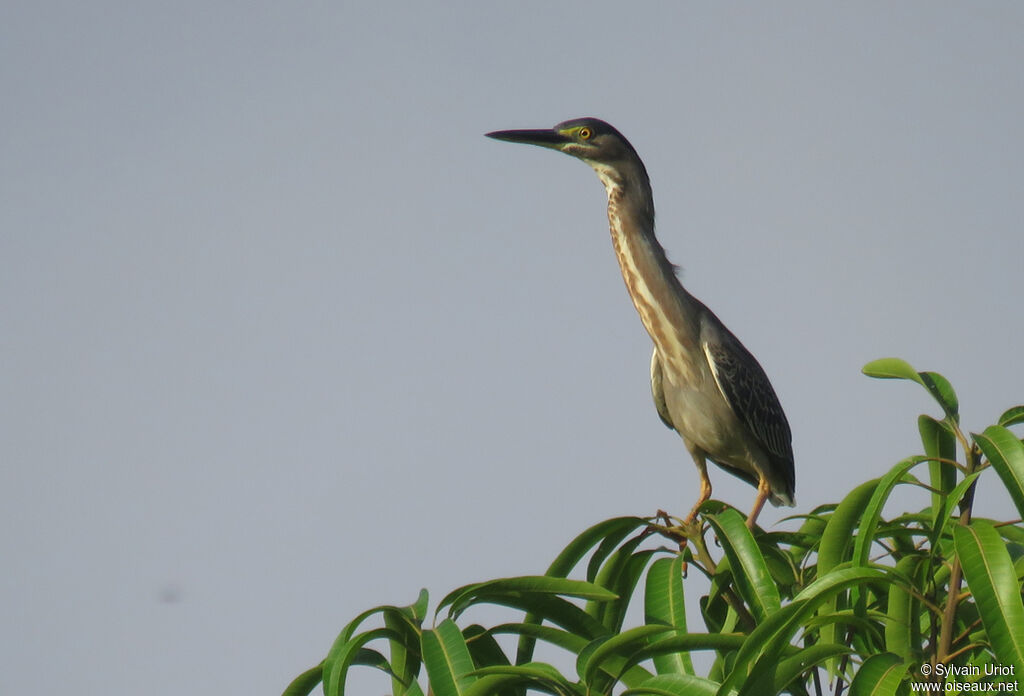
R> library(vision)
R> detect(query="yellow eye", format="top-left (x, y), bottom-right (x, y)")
top-left (578, 127), bottom-right (592, 140)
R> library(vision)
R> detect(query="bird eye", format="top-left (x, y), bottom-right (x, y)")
top-left (578, 127), bottom-right (592, 140)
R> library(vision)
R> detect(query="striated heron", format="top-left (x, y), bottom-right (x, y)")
top-left (486, 118), bottom-right (795, 529)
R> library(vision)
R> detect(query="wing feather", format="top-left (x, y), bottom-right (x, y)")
top-left (701, 321), bottom-right (795, 496)
top-left (650, 348), bottom-right (675, 430)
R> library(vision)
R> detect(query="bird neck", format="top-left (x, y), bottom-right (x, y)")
top-left (600, 171), bottom-right (703, 382)
top-left (591, 161), bottom-right (655, 234)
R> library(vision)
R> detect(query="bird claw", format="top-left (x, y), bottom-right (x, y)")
top-left (646, 510), bottom-right (720, 577)
top-left (648, 510), bottom-right (705, 551)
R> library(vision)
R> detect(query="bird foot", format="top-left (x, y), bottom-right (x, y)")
top-left (646, 510), bottom-right (721, 577)
top-left (648, 510), bottom-right (705, 551)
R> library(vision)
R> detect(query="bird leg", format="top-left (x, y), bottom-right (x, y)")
top-left (647, 454), bottom-right (712, 564)
top-left (746, 474), bottom-right (771, 529)
top-left (684, 456), bottom-right (712, 525)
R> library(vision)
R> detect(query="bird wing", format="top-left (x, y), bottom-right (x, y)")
top-left (649, 347), bottom-right (675, 430)
top-left (700, 321), bottom-right (794, 468)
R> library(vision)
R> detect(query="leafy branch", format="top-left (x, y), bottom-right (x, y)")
top-left (286, 359), bottom-right (1024, 696)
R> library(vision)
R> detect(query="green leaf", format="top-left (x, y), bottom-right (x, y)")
top-left (463, 630), bottom-right (529, 696)
top-left (623, 673), bottom-right (719, 696)
top-left (336, 605), bottom-right (396, 645)
top-left (771, 643), bottom-right (851, 695)
top-left (929, 472), bottom-right (981, 548)
top-left (321, 592), bottom-right (420, 696)
top-left (848, 653), bottom-right (908, 696)
top-left (853, 457), bottom-right (928, 568)
top-left (408, 588), bottom-right (430, 621)
top-left (819, 479), bottom-right (879, 575)
top-left (862, 358), bottom-right (958, 420)
top-left (489, 621), bottom-right (591, 653)
top-left (706, 509), bottom-right (781, 622)
top-left (637, 632), bottom-right (747, 661)
top-left (815, 479), bottom-right (886, 677)
top-left (954, 521), bottom-right (1024, 675)
top-left (579, 625), bottom-right (668, 685)
top-left (587, 537), bottom-right (654, 631)
top-left (644, 556), bottom-right (694, 675)
top-left (461, 625), bottom-right (509, 664)
top-left (737, 625), bottom-right (856, 695)
top-left (585, 523), bottom-right (649, 583)
top-left (323, 628), bottom-right (400, 696)
top-left (997, 522), bottom-right (1024, 548)
top-left (862, 357), bottom-right (920, 382)
top-left (464, 664), bottom-right (580, 696)
top-left (802, 608), bottom-right (886, 638)
top-left (850, 459), bottom-right (930, 625)
top-left (461, 625), bottom-right (516, 696)
top-left (547, 517), bottom-right (651, 579)
top-left (402, 680), bottom-right (426, 696)
top-left (328, 589), bottom-right (428, 659)
top-left (623, 633), bottom-right (746, 686)
top-left (439, 576), bottom-right (617, 619)
top-left (351, 647), bottom-right (395, 675)
top-left (760, 542), bottom-right (799, 592)
top-left (789, 513), bottom-right (828, 560)
top-left (383, 601), bottom-right (427, 695)
top-left (282, 663), bottom-right (323, 696)
top-left (883, 556), bottom-right (919, 659)
top-left (918, 414), bottom-right (958, 520)
top-left (975, 425), bottom-right (1024, 521)
top-left (516, 515), bottom-right (651, 663)
top-left (422, 620), bottom-right (478, 696)
top-left (483, 594), bottom-right (609, 641)
top-left (516, 517), bottom-right (647, 664)
top-left (918, 371), bottom-right (959, 421)
top-left (717, 567), bottom-right (889, 696)
top-left (998, 405), bottom-right (1024, 428)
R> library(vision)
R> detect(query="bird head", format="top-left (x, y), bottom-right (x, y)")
top-left (486, 117), bottom-right (641, 171)
top-left (486, 117), bottom-right (653, 222)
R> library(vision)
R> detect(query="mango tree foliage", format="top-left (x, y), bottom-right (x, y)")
top-left (286, 360), bottom-right (1024, 696)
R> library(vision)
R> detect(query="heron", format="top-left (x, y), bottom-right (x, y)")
top-left (486, 118), bottom-right (794, 530)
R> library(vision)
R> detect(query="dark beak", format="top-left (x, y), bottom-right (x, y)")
top-left (485, 128), bottom-right (569, 149)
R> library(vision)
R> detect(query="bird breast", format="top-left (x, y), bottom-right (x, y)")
top-left (662, 376), bottom-right (754, 463)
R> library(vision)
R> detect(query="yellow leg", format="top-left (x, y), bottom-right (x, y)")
top-left (746, 475), bottom-right (771, 529)
top-left (684, 457), bottom-right (712, 524)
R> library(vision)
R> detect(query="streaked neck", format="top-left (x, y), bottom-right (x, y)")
top-left (599, 173), bottom-right (700, 382)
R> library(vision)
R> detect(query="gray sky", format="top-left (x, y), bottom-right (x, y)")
top-left (3, 2), bottom-right (1023, 693)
